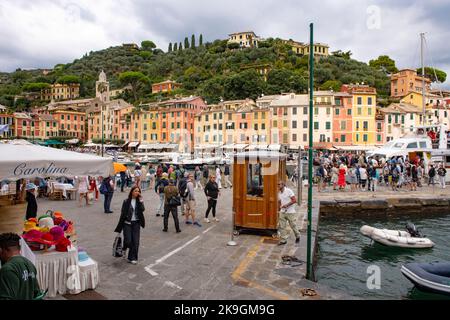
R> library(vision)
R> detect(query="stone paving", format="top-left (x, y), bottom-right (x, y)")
top-left (39, 182), bottom-right (348, 300)
top-left (37, 179), bottom-right (449, 300)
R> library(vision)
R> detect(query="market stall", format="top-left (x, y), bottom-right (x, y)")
top-left (0, 142), bottom-right (111, 297)
top-left (21, 211), bottom-right (99, 297)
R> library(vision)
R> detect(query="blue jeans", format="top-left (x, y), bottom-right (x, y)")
top-left (104, 192), bottom-right (113, 212)
top-left (157, 193), bottom-right (164, 215)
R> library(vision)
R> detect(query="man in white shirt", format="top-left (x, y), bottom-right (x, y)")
top-left (277, 181), bottom-right (300, 245)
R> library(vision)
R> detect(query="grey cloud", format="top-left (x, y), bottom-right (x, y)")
top-left (0, 0), bottom-right (449, 90)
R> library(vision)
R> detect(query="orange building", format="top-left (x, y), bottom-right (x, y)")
top-left (332, 92), bottom-right (353, 145)
top-left (151, 80), bottom-right (182, 94)
top-left (390, 69), bottom-right (431, 98)
top-left (51, 107), bottom-right (86, 140)
top-left (158, 96), bottom-right (207, 152)
top-left (37, 114), bottom-right (59, 139)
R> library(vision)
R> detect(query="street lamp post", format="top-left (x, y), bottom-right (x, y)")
top-left (306, 23), bottom-right (314, 281)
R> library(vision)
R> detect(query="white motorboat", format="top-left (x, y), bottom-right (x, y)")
top-left (360, 223), bottom-right (434, 249)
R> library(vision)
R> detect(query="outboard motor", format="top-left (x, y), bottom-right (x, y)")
top-left (406, 222), bottom-right (422, 238)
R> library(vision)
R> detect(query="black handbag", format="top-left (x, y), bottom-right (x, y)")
top-left (112, 234), bottom-right (123, 257)
top-left (169, 195), bottom-right (181, 207)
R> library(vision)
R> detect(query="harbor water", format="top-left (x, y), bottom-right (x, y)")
top-left (315, 212), bottom-right (450, 300)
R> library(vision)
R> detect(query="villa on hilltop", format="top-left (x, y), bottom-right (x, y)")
top-left (227, 31), bottom-right (329, 57)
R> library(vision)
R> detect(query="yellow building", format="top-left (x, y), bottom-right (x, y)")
top-left (283, 40), bottom-right (329, 57)
top-left (139, 107), bottom-right (160, 143)
top-left (342, 84), bottom-right (377, 145)
top-left (228, 31), bottom-right (260, 48)
top-left (194, 99), bottom-right (270, 148)
top-left (41, 83), bottom-right (80, 101)
top-left (400, 91), bottom-right (445, 109)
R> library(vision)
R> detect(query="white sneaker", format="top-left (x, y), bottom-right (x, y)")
top-left (213, 217), bottom-right (220, 222)
top-left (204, 218), bottom-right (210, 223)
top-left (130, 260), bottom-right (137, 265)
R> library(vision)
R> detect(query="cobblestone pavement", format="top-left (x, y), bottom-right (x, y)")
top-left (39, 183), bottom-right (349, 300)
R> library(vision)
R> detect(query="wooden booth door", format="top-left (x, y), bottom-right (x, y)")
top-left (242, 162), bottom-right (268, 229)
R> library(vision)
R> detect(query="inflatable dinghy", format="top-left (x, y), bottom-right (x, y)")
top-left (401, 262), bottom-right (450, 295)
top-left (360, 223), bottom-right (434, 249)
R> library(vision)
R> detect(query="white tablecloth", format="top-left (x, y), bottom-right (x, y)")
top-left (51, 183), bottom-right (75, 198)
top-left (33, 247), bottom-right (99, 297)
top-left (34, 247), bottom-right (79, 297)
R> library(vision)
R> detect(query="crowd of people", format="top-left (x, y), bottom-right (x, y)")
top-left (112, 163), bottom-right (232, 265)
top-left (306, 152), bottom-right (448, 192)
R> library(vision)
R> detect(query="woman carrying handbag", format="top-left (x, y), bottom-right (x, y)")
top-left (114, 186), bottom-right (146, 265)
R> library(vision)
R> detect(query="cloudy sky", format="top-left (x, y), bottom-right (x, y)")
top-left (0, 0), bottom-right (449, 87)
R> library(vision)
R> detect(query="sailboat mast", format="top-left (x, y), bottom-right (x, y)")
top-left (421, 32), bottom-right (426, 126)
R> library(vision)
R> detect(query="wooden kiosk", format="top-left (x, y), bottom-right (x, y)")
top-left (232, 151), bottom-right (287, 236)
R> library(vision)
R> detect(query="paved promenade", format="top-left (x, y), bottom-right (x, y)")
top-left (38, 183), bottom-right (348, 300)
top-left (37, 179), bottom-right (449, 300)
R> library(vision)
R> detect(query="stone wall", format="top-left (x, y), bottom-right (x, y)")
top-left (319, 197), bottom-right (450, 218)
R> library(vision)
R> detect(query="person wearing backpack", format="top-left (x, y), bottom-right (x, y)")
top-left (155, 173), bottom-right (169, 217)
top-left (100, 176), bottom-right (115, 214)
top-left (391, 164), bottom-right (399, 191)
top-left (437, 163), bottom-right (447, 189)
top-left (163, 179), bottom-right (181, 233)
top-left (315, 164), bottom-right (326, 192)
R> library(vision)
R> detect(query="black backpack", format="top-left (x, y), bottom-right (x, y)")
top-left (157, 180), bottom-right (166, 193)
top-left (179, 179), bottom-right (188, 198)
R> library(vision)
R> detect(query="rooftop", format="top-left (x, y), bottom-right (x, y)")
top-left (228, 31), bottom-right (257, 36)
top-left (270, 94), bottom-right (308, 107)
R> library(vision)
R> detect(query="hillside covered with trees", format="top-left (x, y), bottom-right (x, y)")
top-left (0, 36), bottom-right (407, 110)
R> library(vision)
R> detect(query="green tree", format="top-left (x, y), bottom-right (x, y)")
top-left (141, 40), bottom-right (156, 51)
top-left (199, 34), bottom-right (203, 46)
top-left (184, 37), bottom-right (190, 49)
top-left (227, 42), bottom-right (240, 50)
top-left (139, 51), bottom-right (153, 60)
top-left (224, 70), bottom-right (267, 100)
top-left (319, 80), bottom-right (342, 92)
top-left (179, 42), bottom-right (182, 51)
top-left (417, 67), bottom-right (447, 83)
top-left (118, 71), bottom-right (149, 102)
top-left (331, 50), bottom-right (352, 59)
top-left (369, 55), bottom-right (398, 74)
top-left (191, 34), bottom-right (196, 48)
top-left (22, 82), bottom-right (51, 92)
top-left (11, 71), bottom-right (31, 85)
top-left (266, 69), bottom-right (307, 94)
top-left (199, 76), bottom-right (225, 104)
top-left (56, 75), bottom-right (81, 84)
top-left (168, 43), bottom-right (172, 52)
top-left (173, 42), bottom-right (178, 51)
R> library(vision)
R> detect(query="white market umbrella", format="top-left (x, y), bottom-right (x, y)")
top-left (0, 144), bottom-right (114, 180)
